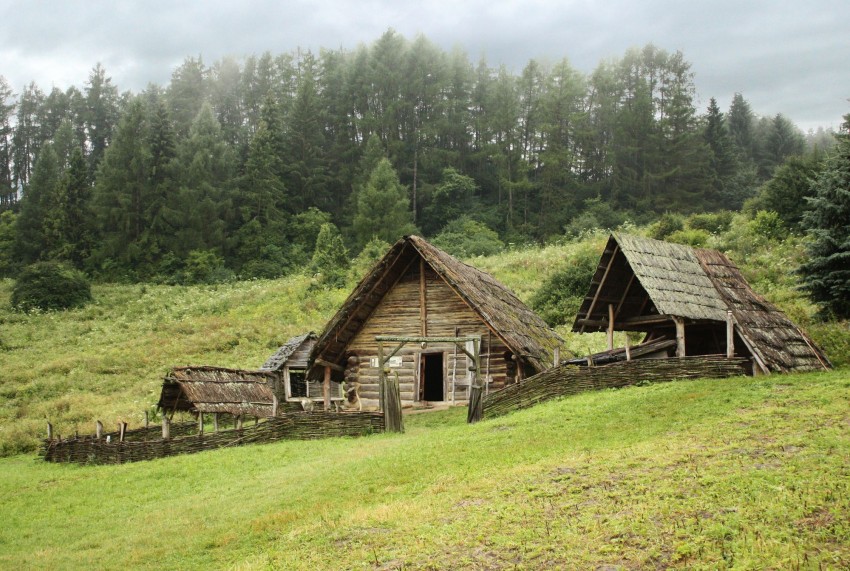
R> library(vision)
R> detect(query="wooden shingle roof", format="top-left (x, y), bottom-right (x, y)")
top-left (311, 235), bottom-right (563, 373)
top-left (261, 332), bottom-right (316, 371)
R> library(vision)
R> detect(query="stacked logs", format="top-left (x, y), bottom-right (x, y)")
top-left (478, 356), bottom-right (750, 420)
top-left (41, 412), bottom-right (385, 465)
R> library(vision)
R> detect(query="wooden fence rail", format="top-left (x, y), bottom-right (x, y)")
top-left (469, 356), bottom-right (750, 422)
top-left (41, 412), bottom-right (385, 465)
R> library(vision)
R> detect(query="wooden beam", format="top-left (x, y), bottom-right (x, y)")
top-left (674, 317), bottom-right (686, 357)
top-left (419, 258), bottom-right (427, 337)
top-left (582, 245), bottom-right (619, 332)
top-left (323, 366), bottom-right (331, 411)
top-left (726, 310), bottom-right (735, 358)
top-left (314, 358), bottom-right (344, 372)
top-left (607, 304), bottom-right (615, 351)
top-left (614, 273), bottom-right (637, 316)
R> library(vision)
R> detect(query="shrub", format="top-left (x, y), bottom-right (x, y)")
top-left (666, 228), bottom-right (711, 247)
top-left (750, 210), bottom-right (787, 241)
top-left (310, 223), bottom-right (349, 288)
top-left (432, 217), bottom-right (504, 257)
top-left (530, 246), bottom-right (598, 327)
top-left (183, 250), bottom-right (232, 284)
top-left (686, 211), bottom-right (734, 234)
top-left (11, 262), bottom-right (92, 312)
top-left (647, 213), bottom-right (685, 240)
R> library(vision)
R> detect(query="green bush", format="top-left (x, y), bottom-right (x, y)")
top-left (666, 228), bottom-right (711, 247)
top-left (750, 210), bottom-right (787, 241)
top-left (432, 217), bottom-right (504, 257)
top-left (647, 213), bottom-right (685, 240)
top-left (11, 262), bottom-right (92, 312)
top-left (686, 211), bottom-right (734, 234)
top-left (530, 246), bottom-right (598, 326)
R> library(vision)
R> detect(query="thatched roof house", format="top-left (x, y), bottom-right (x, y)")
top-left (309, 235), bottom-right (563, 406)
top-left (572, 233), bottom-right (830, 374)
top-left (158, 366), bottom-right (277, 417)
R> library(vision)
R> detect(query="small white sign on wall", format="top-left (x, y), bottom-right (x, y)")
top-left (369, 356), bottom-right (403, 368)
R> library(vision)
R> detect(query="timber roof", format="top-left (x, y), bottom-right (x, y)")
top-left (695, 248), bottom-right (831, 373)
top-left (573, 233), bottom-right (830, 373)
top-left (261, 332), bottom-right (316, 371)
top-left (158, 366), bottom-right (276, 416)
top-left (311, 235), bottom-right (563, 372)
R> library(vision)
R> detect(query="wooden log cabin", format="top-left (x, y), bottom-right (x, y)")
top-left (308, 235), bottom-right (564, 407)
top-left (570, 233), bottom-right (831, 374)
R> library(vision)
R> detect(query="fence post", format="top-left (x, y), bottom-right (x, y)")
top-left (383, 374), bottom-right (404, 433)
top-left (144, 411), bottom-right (149, 429)
top-left (96, 420), bottom-right (103, 439)
top-left (213, 412), bottom-right (219, 432)
top-left (47, 422), bottom-right (53, 440)
top-left (198, 413), bottom-right (204, 435)
top-left (467, 384), bottom-right (483, 423)
top-left (119, 422), bottom-right (127, 442)
top-left (162, 415), bottom-right (170, 439)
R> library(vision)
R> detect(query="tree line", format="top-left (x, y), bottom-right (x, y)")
top-left (0, 31), bottom-right (831, 282)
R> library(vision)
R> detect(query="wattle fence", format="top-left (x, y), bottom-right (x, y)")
top-left (41, 411), bottom-right (385, 465)
top-left (469, 356), bottom-right (750, 422)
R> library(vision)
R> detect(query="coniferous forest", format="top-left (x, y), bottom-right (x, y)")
top-left (0, 30), bottom-right (839, 284)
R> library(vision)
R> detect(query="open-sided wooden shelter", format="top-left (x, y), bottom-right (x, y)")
top-left (571, 233), bottom-right (830, 374)
top-left (309, 235), bottom-right (563, 407)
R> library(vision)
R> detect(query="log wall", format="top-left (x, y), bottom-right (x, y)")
top-left (41, 412), bottom-right (385, 465)
top-left (348, 263), bottom-right (512, 404)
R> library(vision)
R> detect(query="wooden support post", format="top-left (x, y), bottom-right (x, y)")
top-left (726, 310), bottom-right (735, 358)
top-left (674, 317), bottom-right (686, 357)
top-left (323, 365), bottom-right (331, 412)
top-left (213, 412), bottom-right (219, 432)
top-left (272, 394), bottom-right (279, 417)
top-left (198, 413), bottom-right (204, 434)
top-left (144, 410), bottom-right (149, 429)
top-left (553, 346), bottom-right (560, 368)
top-left (162, 415), bottom-right (170, 439)
top-left (119, 422), bottom-right (127, 442)
top-left (96, 420), bottom-right (103, 439)
top-left (236, 415), bottom-right (243, 430)
top-left (607, 304), bottom-right (615, 351)
top-left (47, 422), bottom-right (53, 440)
top-left (625, 337), bottom-right (631, 361)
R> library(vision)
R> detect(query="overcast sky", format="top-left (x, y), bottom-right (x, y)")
top-left (1, 0), bottom-right (847, 132)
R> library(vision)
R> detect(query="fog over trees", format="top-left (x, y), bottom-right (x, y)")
top-left (0, 31), bottom-right (836, 283)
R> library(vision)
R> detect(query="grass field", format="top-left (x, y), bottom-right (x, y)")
top-left (0, 369), bottom-right (848, 569)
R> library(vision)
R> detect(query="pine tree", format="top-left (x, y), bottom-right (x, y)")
top-left (353, 158), bottom-right (417, 247)
top-left (0, 76), bottom-right (15, 209)
top-left (56, 147), bottom-right (92, 267)
top-left (15, 143), bottom-right (61, 263)
top-left (84, 64), bottom-right (120, 175)
top-left (799, 114), bottom-right (850, 318)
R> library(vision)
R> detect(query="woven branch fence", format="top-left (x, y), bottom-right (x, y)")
top-left (41, 412), bottom-right (385, 465)
top-left (472, 356), bottom-right (750, 422)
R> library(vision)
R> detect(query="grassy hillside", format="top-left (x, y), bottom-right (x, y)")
top-left (1, 227), bottom-right (848, 455)
top-left (1, 370), bottom-right (848, 569)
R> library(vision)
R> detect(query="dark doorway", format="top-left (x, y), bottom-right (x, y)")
top-left (422, 353), bottom-right (444, 401)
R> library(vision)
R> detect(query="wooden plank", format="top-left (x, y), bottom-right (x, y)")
top-left (582, 245), bottom-right (619, 332)
top-left (323, 366), bottom-right (331, 411)
top-left (607, 304), bottom-right (615, 351)
top-left (726, 310), bottom-right (735, 358)
top-left (675, 317), bottom-right (686, 357)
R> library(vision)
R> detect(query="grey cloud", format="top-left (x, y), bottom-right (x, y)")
top-left (0, 0), bottom-right (847, 130)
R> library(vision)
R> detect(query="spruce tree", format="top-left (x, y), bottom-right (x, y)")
top-left (799, 114), bottom-right (850, 319)
top-left (353, 158), bottom-right (417, 247)
top-left (16, 143), bottom-right (61, 263)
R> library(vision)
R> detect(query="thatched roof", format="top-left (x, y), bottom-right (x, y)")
top-left (573, 233), bottom-right (830, 373)
top-left (311, 235), bottom-right (563, 373)
top-left (158, 366), bottom-right (276, 416)
top-left (261, 332), bottom-right (316, 371)
top-left (695, 248), bottom-right (831, 373)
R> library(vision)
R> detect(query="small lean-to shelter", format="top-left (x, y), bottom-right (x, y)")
top-left (309, 235), bottom-right (563, 407)
top-left (571, 233), bottom-right (830, 374)
top-left (158, 366), bottom-right (278, 417)
top-left (260, 332), bottom-right (324, 402)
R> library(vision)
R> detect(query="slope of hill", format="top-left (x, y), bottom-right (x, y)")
top-left (0, 370), bottom-right (848, 569)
